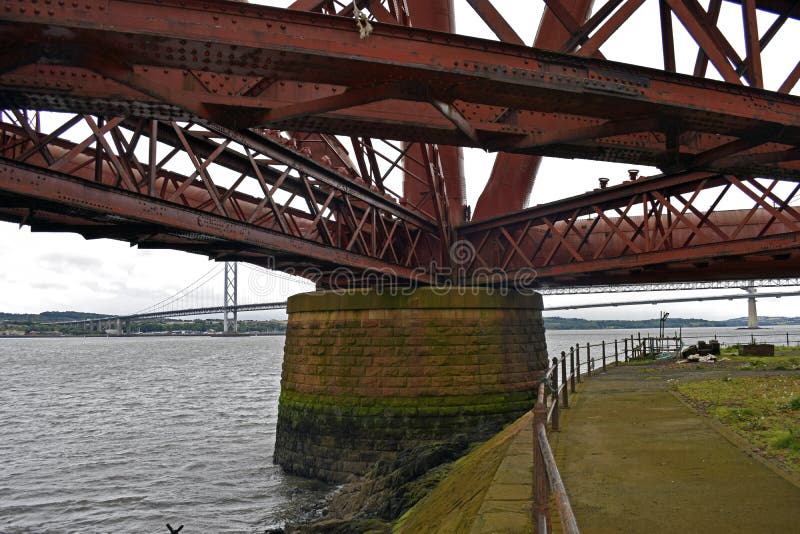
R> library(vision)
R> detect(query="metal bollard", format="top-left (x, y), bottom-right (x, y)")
top-left (551, 357), bottom-right (560, 431)
top-left (586, 342), bottom-right (592, 376)
top-left (570, 347), bottom-right (576, 393)
top-left (602, 340), bottom-right (607, 372)
top-left (561, 351), bottom-right (569, 408)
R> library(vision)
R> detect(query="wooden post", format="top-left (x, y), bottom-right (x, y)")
top-left (561, 351), bottom-right (569, 408)
top-left (586, 342), bottom-right (592, 376)
top-left (551, 357), bottom-right (560, 431)
top-left (602, 340), bottom-right (607, 372)
top-left (570, 347), bottom-right (576, 393)
top-left (630, 334), bottom-right (635, 359)
top-left (532, 393), bottom-right (550, 533)
top-left (575, 343), bottom-right (581, 383)
top-left (624, 338), bottom-right (628, 362)
top-left (614, 339), bottom-right (619, 366)
top-left (787, 332), bottom-right (790, 346)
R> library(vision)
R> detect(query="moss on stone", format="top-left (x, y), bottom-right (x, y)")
top-left (393, 413), bottom-right (532, 533)
top-left (279, 389), bottom-right (534, 413)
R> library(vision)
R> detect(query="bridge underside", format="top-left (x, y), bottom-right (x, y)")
top-left (1, 0), bottom-right (800, 288)
top-left (2, 153), bottom-right (800, 286)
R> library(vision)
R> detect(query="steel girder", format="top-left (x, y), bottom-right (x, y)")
top-left (0, 1), bottom-right (799, 178)
top-left (1, 0), bottom-right (800, 286)
top-left (459, 171), bottom-right (800, 285)
top-left (0, 111), bottom-right (440, 282)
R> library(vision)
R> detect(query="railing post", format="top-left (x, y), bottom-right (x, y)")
top-left (788, 332), bottom-right (790, 347)
top-left (614, 339), bottom-right (619, 366)
top-left (586, 342), bottom-right (592, 376)
top-left (575, 344), bottom-right (581, 383)
top-left (532, 393), bottom-right (550, 534)
top-left (624, 338), bottom-right (628, 361)
top-left (551, 357), bottom-right (560, 431)
top-left (570, 346), bottom-right (576, 393)
top-left (561, 351), bottom-right (568, 408)
top-left (602, 340), bottom-right (607, 372)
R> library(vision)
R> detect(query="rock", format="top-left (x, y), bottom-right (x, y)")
top-left (328, 440), bottom-right (469, 520)
top-left (286, 519), bottom-right (390, 534)
top-left (682, 345), bottom-right (698, 358)
top-left (287, 440), bottom-right (469, 532)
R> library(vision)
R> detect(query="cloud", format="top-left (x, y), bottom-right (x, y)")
top-left (29, 281), bottom-right (69, 290)
top-left (37, 252), bottom-right (104, 273)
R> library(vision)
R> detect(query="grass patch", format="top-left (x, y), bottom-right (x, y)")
top-left (676, 375), bottom-right (800, 474)
top-left (623, 358), bottom-right (660, 366)
top-left (771, 429), bottom-right (800, 452)
top-left (716, 346), bottom-right (800, 370)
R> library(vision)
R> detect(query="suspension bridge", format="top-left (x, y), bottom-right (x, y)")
top-left (46, 262), bottom-right (313, 334)
top-left (45, 266), bottom-right (800, 334)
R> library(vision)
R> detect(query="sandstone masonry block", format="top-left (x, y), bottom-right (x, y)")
top-left (274, 287), bottom-right (547, 483)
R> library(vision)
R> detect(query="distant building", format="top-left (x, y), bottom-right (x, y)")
top-left (0, 329), bottom-right (25, 336)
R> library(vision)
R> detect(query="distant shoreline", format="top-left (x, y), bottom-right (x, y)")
top-left (0, 332), bottom-right (285, 339)
top-left (4, 311), bottom-right (800, 337)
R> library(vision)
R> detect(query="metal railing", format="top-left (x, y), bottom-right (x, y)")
top-left (532, 351), bottom-right (579, 534)
top-left (532, 340), bottom-right (632, 533)
top-left (532, 328), bottom-right (800, 530)
top-left (683, 331), bottom-right (800, 349)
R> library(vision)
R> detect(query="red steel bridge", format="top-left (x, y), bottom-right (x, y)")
top-left (1, 0), bottom-right (799, 287)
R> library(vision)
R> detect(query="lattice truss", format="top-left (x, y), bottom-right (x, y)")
top-left (0, 109), bottom-right (443, 279)
top-left (0, 0), bottom-right (799, 286)
top-left (460, 170), bottom-right (800, 284)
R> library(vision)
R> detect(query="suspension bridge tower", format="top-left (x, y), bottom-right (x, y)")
top-left (223, 262), bottom-right (238, 334)
top-left (745, 285), bottom-right (759, 329)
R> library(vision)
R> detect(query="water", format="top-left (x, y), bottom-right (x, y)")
top-left (0, 336), bottom-right (330, 533)
top-left (4, 326), bottom-right (800, 532)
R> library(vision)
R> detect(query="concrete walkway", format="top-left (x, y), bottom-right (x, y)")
top-left (399, 365), bottom-right (800, 532)
top-left (467, 416), bottom-right (533, 533)
top-left (550, 366), bottom-right (800, 533)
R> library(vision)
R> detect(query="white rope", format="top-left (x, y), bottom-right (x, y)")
top-left (353, 0), bottom-right (373, 39)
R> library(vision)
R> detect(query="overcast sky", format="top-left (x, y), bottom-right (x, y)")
top-left (2, 0), bottom-right (799, 321)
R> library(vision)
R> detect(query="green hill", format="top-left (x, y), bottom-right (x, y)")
top-left (543, 316), bottom-right (800, 330)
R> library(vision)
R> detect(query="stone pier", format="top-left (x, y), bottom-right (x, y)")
top-left (273, 287), bottom-right (547, 482)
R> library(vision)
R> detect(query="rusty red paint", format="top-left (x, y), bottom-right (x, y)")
top-left (1, 1), bottom-right (799, 286)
